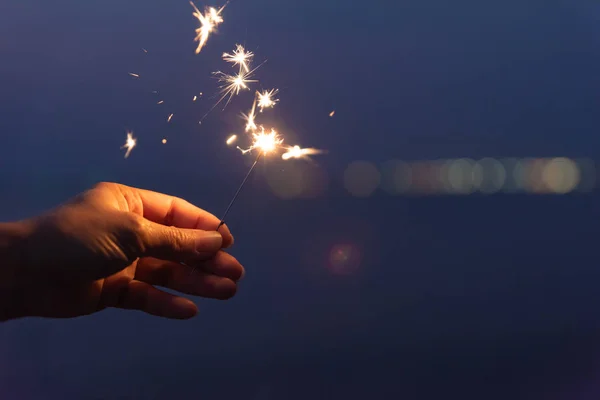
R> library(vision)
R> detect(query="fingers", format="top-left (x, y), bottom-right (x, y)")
top-left (131, 186), bottom-right (234, 248)
top-left (139, 221), bottom-right (223, 262)
top-left (116, 280), bottom-right (198, 319)
top-left (135, 256), bottom-right (240, 299)
top-left (196, 251), bottom-right (245, 281)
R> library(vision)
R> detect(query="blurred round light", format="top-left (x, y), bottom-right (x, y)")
top-left (381, 160), bottom-right (412, 195)
top-left (526, 158), bottom-right (549, 193)
top-left (474, 158), bottom-right (506, 194)
top-left (542, 158), bottom-right (580, 194)
top-left (501, 158), bottom-right (520, 192)
top-left (328, 243), bottom-right (361, 275)
top-left (447, 158), bottom-right (476, 194)
top-left (513, 158), bottom-right (532, 191)
top-left (343, 161), bottom-right (381, 197)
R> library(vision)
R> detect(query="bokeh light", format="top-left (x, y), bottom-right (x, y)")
top-left (345, 157), bottom-right (594, 197)
top-left (328, 243), bottom-right (362, 276)
top-left (542, 157), bottom-right (580, 194)
top-left (343, 161), bottom-right (381, 197)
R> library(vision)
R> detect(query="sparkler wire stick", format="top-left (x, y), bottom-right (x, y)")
top-left (217, 151), bottom-right (263, 230)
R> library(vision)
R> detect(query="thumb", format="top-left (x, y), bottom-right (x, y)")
top-left (140, 221), bottom-right (223, 261)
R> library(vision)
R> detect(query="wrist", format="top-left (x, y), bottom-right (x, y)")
top-left (0, 221), bottom-right (33, 321)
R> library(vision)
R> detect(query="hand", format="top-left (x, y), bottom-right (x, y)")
top-left (1, 182), bottom-right (244, 320)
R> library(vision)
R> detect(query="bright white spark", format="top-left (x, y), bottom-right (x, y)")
top-left (212, 67), bottom-right (258, 109)
top-left (142, 48), bottom-right (148, 53)
top-left (190, 2), bottom-right (225, 54)
top-left (226, 134), bottom-right (237, 145)
top-left (223, 44), bottom-right (254, 73)
top-left (193, 96), bottom-right (197, 101)
top-left (157, 100), bottom-right (164, 105)
top-left (237, 126), bottom-right (284, 155)
top-left (167, 113), bottom-right (174, 122)
top-left (121, 132), bottom-right (137, 158)
top-left (329, 110), bottom-right (335, 117)
top-left (282, 145), bottom-right (325, 160)
top-left (257, 89), bottom-right (279, 112)
top-left (128, 72), bottom-right (140, 78)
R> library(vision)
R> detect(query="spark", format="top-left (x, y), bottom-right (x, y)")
top-left (128, 72), bottom-right (140, 78)
top-left (238, 126), bottom-right (284, 155)
top-left (121, 132), bottom-right (137, 158)
top-left (210, 67), bottom-right (258, 112)
top-left (190, 1), bottom-right (225, 54)
top-left (157, 100), bottom-right (164, 104)
top-left (329, 110), bottom-right (335, 117)
top-left (193, 96), bottom-right (197, 101)
top-left (282, 145), bottom-right (325, 160)
top-left (241, 99), bottom-right (258, 132)
top-left (152, 90), bottom-right (159, 94)
top-left (257, 89), bottom-right (279, 112)
top-left (142, 48), bottom-right (148, 53)
top-left (162, 138), bottom-right (167, 144)
top-left (167, 113), bottom-right (174, 122)
top-left (226, 134), bottom-right (237, 145)
top-left (223, 44), bottom-right (254, 73)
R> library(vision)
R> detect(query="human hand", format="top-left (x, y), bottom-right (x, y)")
top-left (0, 182), bottom-right (244, 321)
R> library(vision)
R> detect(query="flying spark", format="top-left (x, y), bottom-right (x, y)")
top-left (193, 96), bottom-right (197, 101)
top-left (257, 89), bottom-right (279, 112)
top-left (226, 134), bottom-right (238, 145)
top-left (223, 44), bottom-right (254, 73)
top-left (281, 145), bottom-right (325, 160)
top-left (121, 132), bottom-right (137, 158)
top-left (329, 110), bottom-right (335, 117)
top-left (128, 72), bottom-right (140, 78)
top-left (190, 1), bottom-right (225, 54)
top-left (162, 138), bottom-right (167, 144)
top-left (142, 48), bottom-right (148, 53)
top-left (241, 100), bottom-right (258, 132)
top-left (157, 100), bottom-right (164, 104)
top-left (167, 113), bottom-right (174, 122)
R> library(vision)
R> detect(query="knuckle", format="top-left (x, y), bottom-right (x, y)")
top-left (93, 181), bottom-right (116, 191)
top-left (118, 213), bottom-right (146, 254)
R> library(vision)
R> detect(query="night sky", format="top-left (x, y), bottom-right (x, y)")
top-left (2, 0), bottom-right (600, 398)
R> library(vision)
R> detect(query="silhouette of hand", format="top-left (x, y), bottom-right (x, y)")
top-left (1, 182), bottom-right (244, 320)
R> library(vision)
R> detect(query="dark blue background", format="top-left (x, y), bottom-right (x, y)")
top-left (2, 0), bottom-right (600, 398)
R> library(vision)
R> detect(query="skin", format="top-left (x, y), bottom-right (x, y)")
top-left (0, 182), bottom-right (245, 321)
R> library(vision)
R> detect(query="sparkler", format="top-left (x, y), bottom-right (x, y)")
top-left (217, 127), bottom-right (283, 230)
top-left (121, 132), bottom-right (136, 158)
top-left (190, 1), bottom-right (226, 54)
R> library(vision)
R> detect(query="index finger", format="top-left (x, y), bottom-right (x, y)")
top-left (131, 186), bottom-right (233, 247)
